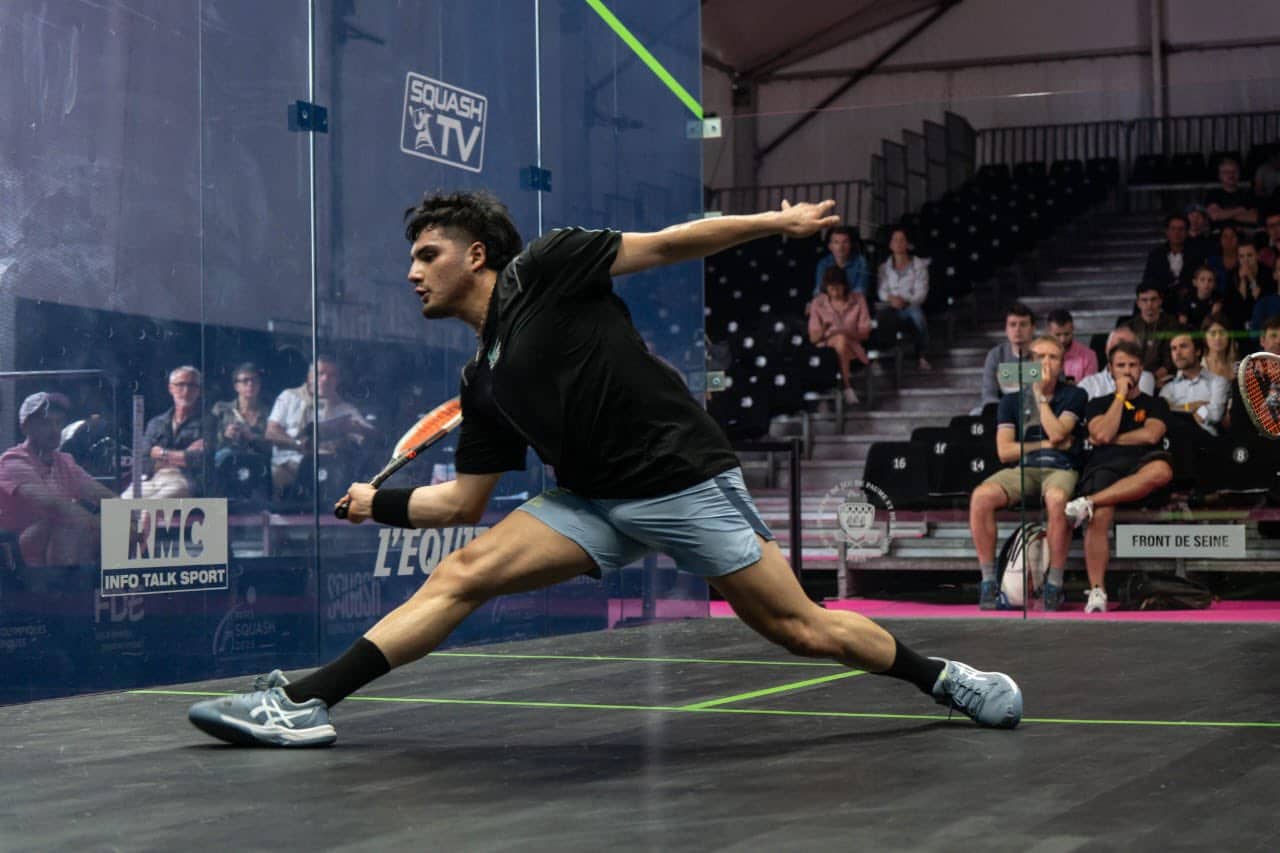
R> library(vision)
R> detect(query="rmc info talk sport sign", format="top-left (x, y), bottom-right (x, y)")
top-left (100, 498), bottom-right (229, 596)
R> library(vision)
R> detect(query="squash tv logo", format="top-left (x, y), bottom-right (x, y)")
top-left (400, 72), bottom-right (487, 173)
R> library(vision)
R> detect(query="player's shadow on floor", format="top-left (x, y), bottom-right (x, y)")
top-left (185, 719), bottom-right (958, 785)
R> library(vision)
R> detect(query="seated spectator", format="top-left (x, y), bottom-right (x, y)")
top-left (1131, 283), bottom-right (1178, 384)
top-left (876, 227), bottom-right (931, 370)
top-left (1184, 204), bottom-right (1215, 267)
top-left (978, 302), bottom-right (1036, 410)
top-left (1177, 265), bottom-right (1222, 331)
top-left (1205, 156), bottom-right (1259, 227)
top-left (968, 335), bottom-right (1085, 611)
top-left (1142, 213), bottom-right (1193, 299)
top-left (812, 226), bottom-right (869, 298)
top-left (1221, 240), bottom-right (1264, 331)
top-left (1160, 331), bottom-right (1228, 436)
top-left (808, 266), bottom-right (872, 406)
top-left (1065, 341), bottom-right (1174, 614)
top-left (1207, 225), bottom-right (1240, 295)
top-left (128, 365), bottom-right (212, 498)
top-left (1249, 260), bottom-right (1280, 334)
top-left (1047, 308), bottom-right (1097, 385)
top-left (1077, 325), bottom-right (1157, 399)
top-left (1201, 318), bottom-right (1238, 384)
top-left (1253, 149), bottom-right (1280, 206)
top-left (0, 392), bottom-right (116, 566)
top-left (212, 362), bottom-right (273, 495)
top-left (1260, 211), bottom-right (1280, 268)
top-left (266, 355), bottom-right (376, 499)
top-left (1222, 315), bottom-right (1280, 432)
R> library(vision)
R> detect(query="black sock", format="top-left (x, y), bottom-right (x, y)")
top-left (284, 637), bottom-right (391, 707)
top-left (875, 636), bottom-right (945, 696)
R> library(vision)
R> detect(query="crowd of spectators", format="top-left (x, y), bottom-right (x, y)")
top-left (0, 354), bottom-right (381, 566)
top-left (958, 151), bottom-right (1280, 613)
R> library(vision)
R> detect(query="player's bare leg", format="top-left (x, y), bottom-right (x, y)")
top-left (711, 537), bottom-right (1022, 727)
top-left (188, 512), bottom-right (596, 745)
top-left (366, 511), bottom-right (596, 665)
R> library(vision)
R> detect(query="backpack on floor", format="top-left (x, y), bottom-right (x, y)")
top-left (1117, 572), bottom-right (1212, 610)
top-left (997, 521), bottom-right (1049, 607)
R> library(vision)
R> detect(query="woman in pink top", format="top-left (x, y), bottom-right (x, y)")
top-left (808, 266), bottom-right (872, 405)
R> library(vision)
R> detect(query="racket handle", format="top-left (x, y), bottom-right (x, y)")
top-left (334, 499), bottom-right (351, 519)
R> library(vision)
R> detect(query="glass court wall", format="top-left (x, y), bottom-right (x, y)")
top-left (0, 0), bottom-right (706, 703)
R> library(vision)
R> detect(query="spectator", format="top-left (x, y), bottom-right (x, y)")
top-left (212, 362), bottom-right (273, 497)
top-left (1077, 325), bottom-right (1157, 399)
top-left (1207, 225), bottom-right (1240, 295)
top-left (266, 355), bottom-right (375, 499)
top-left (1201, 318), bottom-right (1238, 384)
top-left (130, 365), bottom-right (212, 498)
top-left (1131, 283), bottom-right (1178, 383)
top-left (1249, 260), bottom-right (1280, 334)
top-left (808, 265), bottom-right (872, 406)
top-left (1221, 241), bottom-right (1263, 331)
top-left (1184, 204), bottom-right (1215, 267)
top-left (1253, 148), bottom-right (1280, 204)
top-left (1205, 156), bottom-right (1259, 227)
top-left (1065, 341), bottom-right (1174, 614)
top-left (968, 335), bottom-right (1085, 612)
top-left (1141, 213), bottom-right (1193, 298)
top-left (1222, 316), bottom-right (1280, 432)
top-left (1262, 315), bottom-right (1280, 356)
top-left (0, 392), bottom-right (115, 566)
top-left (1177, 266), bottom-right (1222, 331)
top-left (876, 227), bottom-right (931, 370)
top-left (1047, 308), bottom-right (1097, 385)
top-left (1260, 211), bottom-right (1280, 268)
top-left (1160, 331), bottom-right (1228, 436)
top-left (978, 302), bottom-right (1036, 409)
top-left (812, 226), bottom-right (869, 298)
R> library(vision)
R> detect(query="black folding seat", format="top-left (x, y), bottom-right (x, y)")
top-left (1130, 153), bottom-right (1168, 185)
top-left (933, 439), bottom-right (1004, 503)
top-left (862, 441), bottom-right (931, 510)
top-left (1168, 152), bottom-right (1208, 183)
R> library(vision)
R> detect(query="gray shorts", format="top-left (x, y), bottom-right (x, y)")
top-left (515, 467), bottom-right (774, 578)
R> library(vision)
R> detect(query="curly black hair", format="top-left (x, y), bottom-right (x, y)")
top-left (403, 190), bottom-right (523, 273)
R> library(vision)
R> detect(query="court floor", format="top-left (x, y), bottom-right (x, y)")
top-left (2, 617), bottom-right (1277, 851)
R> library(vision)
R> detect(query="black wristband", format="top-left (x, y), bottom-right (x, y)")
top-left (371, 488), bottom-right (415, 528)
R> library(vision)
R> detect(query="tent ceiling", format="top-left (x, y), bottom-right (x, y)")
top-left (700, 0), bottom-right (946, 78)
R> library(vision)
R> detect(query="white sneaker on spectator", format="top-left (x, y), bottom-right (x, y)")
top-left (842, 386), bottom-right (859, 406)
top-left (917, 356), bottom-right (932, 371)
top-left (1064, 496), bottom-right (1093, 529)
top-left (1084, 586), bottom-right (1108, 614)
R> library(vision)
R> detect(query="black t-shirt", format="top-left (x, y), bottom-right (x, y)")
top-left (1204, 187), bottom-right (1259, 217)
top-left (454, 228), bottom-right (740, 498)
top-left (1082, 392), bottom-right (1169, 470)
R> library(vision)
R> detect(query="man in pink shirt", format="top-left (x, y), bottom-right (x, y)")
top-left (1048, 309), bottom-right (1097, 385)
top-left (0, 392), bottom-right (115, 566)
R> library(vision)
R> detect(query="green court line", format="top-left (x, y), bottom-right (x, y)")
top-left (584, 0), bottom-right (703, 119)
top-left (129, 689), bottom-right (1280, 729)
top-left (680, 670), bottom-right (866, 710)
top-left (433, 652), bottom-right (842, 668)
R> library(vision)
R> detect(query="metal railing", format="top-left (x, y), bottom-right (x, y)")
top-left (976, 109), bottom-right (1280, 173)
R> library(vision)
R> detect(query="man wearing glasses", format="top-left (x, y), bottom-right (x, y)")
top-left (129, 365), bottom-right (214, 498)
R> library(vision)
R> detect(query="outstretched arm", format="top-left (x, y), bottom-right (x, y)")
top-left (337, 472), bottom-right (502, 526)
top-left (610, 200), bottom-right (840, 277)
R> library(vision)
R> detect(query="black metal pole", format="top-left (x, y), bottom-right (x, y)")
top-left (789, 437), bottom-right (802, 581)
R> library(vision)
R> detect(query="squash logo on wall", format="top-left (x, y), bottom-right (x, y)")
top-left (400, 72), bottom-right (488, 173)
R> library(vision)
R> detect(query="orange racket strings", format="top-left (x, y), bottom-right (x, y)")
top-left (392, 398), bottom-right (463, 457)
